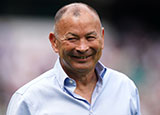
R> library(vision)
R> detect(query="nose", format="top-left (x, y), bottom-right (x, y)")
top-left (75, 39), bottom-right (89, 53)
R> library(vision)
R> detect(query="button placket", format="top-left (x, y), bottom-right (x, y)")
top-left (89, 106), bottom-right (94, 115)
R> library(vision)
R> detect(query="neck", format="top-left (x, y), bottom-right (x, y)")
top-left (65, 68), bottom-right (98, 104)
top-left (75, 70), bottom-right (98, 92)
top-left (66, 67), bottom-right (97, 85)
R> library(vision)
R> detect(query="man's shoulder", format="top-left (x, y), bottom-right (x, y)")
top-left (106, 68), bottom-right (136, 87)
top-left (107, 68), bottom-right (128, 78)
top-left (16, 68), bottom-right (56, 95)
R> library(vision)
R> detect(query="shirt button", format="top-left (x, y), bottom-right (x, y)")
top-left (89, 110), bottom-right (94, 115)
top-left (69, 80), bottom-right (73, 84)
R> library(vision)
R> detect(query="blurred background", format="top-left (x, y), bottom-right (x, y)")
top-left (0, 0), bottom-right (160, 114)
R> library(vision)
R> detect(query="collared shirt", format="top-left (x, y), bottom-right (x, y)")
top-left (7, 59), bottom-right (141, 115)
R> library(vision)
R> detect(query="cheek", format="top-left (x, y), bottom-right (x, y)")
top-left (58, 42), bottom-right (74, 55)
top-left (92, 40), bottom-right (103, 58)
top-left (91, 40), bottom-right (103, 50)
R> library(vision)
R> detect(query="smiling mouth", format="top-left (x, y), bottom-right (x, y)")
top-left (72, 55), bottom-right (92, 59)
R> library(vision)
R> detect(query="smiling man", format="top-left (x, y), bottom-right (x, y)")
top-left (7, 3), bottom-right (141, 115)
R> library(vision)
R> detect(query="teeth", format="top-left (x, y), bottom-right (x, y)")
top-left (80, 56), bottom-right (87, 59)
top-left (81, 56), bottom-right (85, 59)
top-left (77, 56), bottom-right (86, 59)
top-left (73, 56), bottom-right (89, 59)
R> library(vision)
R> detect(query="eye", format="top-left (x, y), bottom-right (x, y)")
top-left (86, 36), bottom-right (96, 41)
top-left (66, 37), bottom-right (78, 42)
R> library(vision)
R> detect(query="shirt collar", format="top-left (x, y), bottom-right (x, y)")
top-left (53, 58), bottom-right (106, 88)
top-left (95, 61), bottom-right (107, 80)
top-left (53, 58), bottom-right (69, 89)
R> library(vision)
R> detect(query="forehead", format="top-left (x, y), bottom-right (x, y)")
top-left (55, 7), bottom-right (101, 35)
top-left (55, 4), bottom-right (98, 22)
top-left (62, 5), bottom-right (99, 22)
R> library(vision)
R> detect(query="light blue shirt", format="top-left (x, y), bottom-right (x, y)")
top-left (7, 59), bottom-right (141, 115)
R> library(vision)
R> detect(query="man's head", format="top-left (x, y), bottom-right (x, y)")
top-left (49, 3), bottom-right (104, 74)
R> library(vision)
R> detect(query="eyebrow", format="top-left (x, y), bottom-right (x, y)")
top-left (65, 31), bottom-right (97, 37)
top-left (85, 31), bottom-right (97, 36)
top-left (65, 32), bottom-right (79, 37)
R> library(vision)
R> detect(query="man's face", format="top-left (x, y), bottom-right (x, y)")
top-left (53, 11), bottom-right (104, 73)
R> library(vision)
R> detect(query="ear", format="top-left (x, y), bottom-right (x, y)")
top-left (101, 27), bottom-right (104, 49)
top-left (49, 32), bottom-right (59, 53)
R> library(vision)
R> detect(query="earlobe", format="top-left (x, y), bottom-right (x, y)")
top-left (49, 32), bottom-right (59, 53)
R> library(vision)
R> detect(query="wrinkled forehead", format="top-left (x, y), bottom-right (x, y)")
top-left (54, 3), bottom-right (102, 36)
top-left (55, 3), bottom-right (100, 25)
top-left (57, 9), bottom-right (101, 32)
top-left (60, 8), bottom-right (100, 21)
top-left (64, 4), bottom-right (94, 15)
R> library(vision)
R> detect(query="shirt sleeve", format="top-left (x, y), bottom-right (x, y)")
top-left (135, 88), bottom-right (141, 115)
top-left (6, 92), bottom-right (31, 115)
top-left (130, 84), bottom-right (141, 115)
